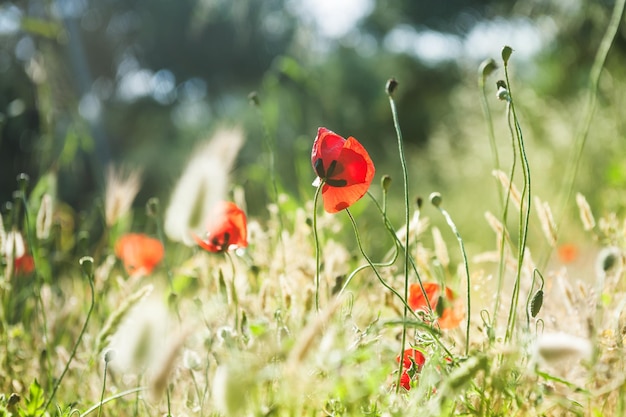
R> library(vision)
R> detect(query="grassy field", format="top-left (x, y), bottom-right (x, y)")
top-left (2, 33), bottom-right (626, 417)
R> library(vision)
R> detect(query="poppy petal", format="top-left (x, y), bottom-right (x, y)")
top-left (311, 128), bottom-right (345, 175)
top-left (196, 202), bottom-right (247, 253)
top-left (115, 233), bottom-right (165, 276)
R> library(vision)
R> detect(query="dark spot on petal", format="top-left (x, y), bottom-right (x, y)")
top-left (326, 178), bottom-right (348, 187)
top-left (326, 159), bottom-right (337, 178)
top-left (314, 158), bottom-right (326, 178)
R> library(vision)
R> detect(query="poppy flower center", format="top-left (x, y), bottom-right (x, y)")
top-left (314, 158), bottom-right (348, 187)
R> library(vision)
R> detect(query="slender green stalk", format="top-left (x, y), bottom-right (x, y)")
top-left (96, 354), bottom-right (110, 417)
top-left (345, 209), bottom-right (453, 358)
top-left (387, 80), bottom-right (413, 393)
top-left (312, 184), bottom-right (323, 312)
top-left (338, 191), bottom-right (399, 295)
top-left (16, 183), bottom-right (53, 387)
top-left (432, 195), bottom-right (471, 356)
top-left (80, 387), bottom-right (147, 417)
top-left (492, 103), bottom-right (516, 330)
top-left (557, 0), bottom-right (626, 228)
top-left (249, 93), bottom-right (287, 268)
top-left (41, 256), bottom-right (96, 415)
top-left (502, 55), bottom-right (532, 344)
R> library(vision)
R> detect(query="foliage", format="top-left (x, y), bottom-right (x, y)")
top-left (1, 0), bottom-right (626, 416)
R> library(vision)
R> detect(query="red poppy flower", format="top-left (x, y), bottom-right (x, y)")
top-left (397, 348), bottom-right (426, 371)
top-left (399, 370), bottom-right (411, 390)
top-left (311, 127), bottom-right (375, 213)
top-left (115, 233), bottom-right (165, 276)
top-left (408, 282), bottom-right (464, 329)
top-left (194, 202), bottom-right (247, 253)
top-left (14, 254), bottom-right (35, 275)
top-left (558, 243), bottom-right (578, 264)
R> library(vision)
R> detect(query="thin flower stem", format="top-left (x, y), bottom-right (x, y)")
top-left (492, 103), bottom-right (516, 331)
top-left (80, 387), bottom-right (147, 417)
top-left (345, 209), bottom-right (453, 358)
top-left (16, 190), bottom-right (53, 387)
top-left (387, 86), bottom-right (412, 393)
top-left (434, 203), bottom-right (471, 356)
top-left (41, 259), bottom-right (96, 416)
top-left (503, 63), bottom-right (532, 344)
top-left (97, 358), bottom-right (109, 417)
top-left (250, 96), bottom-right (287, 269)
top-left (555, 0), bottom-right (625, 242)
top-left (312, 184), bottom-right (323, 312)
top-left (366, 191), bottom-right (433, 313)
top-left (338, 192), bottom-right (399, 295)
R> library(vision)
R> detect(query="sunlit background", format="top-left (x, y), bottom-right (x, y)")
top-left (1, 0), bottom-right (625, 252)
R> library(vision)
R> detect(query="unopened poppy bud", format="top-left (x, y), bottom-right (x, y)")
top-left (16, 173), bottom-right (29, 192)
top-left (501, 46), bottom-right (513, 64)
top-left (7, 393), bottom-right (20, 407)
top-left (79, 255), bottom-right (94, 277)
top-left (479, 58), bottom-right (497, 80)
top-left (248, 91), bottom-right (260, 106)
top-left (429, 192), bottom-right (442, 207)
top-left (146, 197), bottom-right (160, 218)
top-left (381, 175), bottom-right (392, 192)
top-left (104, 349), bottom-right (116, 363)
top-left (386, 78), bottom-right (399, 96)
top-left (436, 295), bottom-right (445, 318)
top-left (496, 80), bottom-right (510, 102)
top-left (530, 289), bottom-right (543, 318)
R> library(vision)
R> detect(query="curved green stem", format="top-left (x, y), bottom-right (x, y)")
top-left (80, 387), bottom-right (147, 417)
top-left (435, 204), bottom-right (471, 356)
top-left (493, 103), bottom-right (516, 331)
top-left (388, 90), bottom-right (413, 392)
top-left (41, 260), bottom-right (96, 415)
top-left (312, 184), bottom-right (323, 312)
top-left (503, 63), bottom-right (532, 344)
top-left (345, 209), bottom-right (453, 358)
top-left (557, 0), bottom-right (625, 231)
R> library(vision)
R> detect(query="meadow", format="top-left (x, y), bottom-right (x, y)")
top-left (1, 7), bottom-right (626, 417)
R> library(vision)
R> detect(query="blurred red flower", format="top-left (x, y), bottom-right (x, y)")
top-left (14, 253), bottom-right (35, 275)
top-left (115, 233), bottom-right (164, 276)
top-left (194, 202), bottom-right (247, 253)
top-left (408, 282), bottom-right (464, 329)
top-left (558, 243), bottom-right (578, 264)
top-left (397, 348), bottom-right (426, 371)
top-left (396, 348), bottom-right (426, 391)
top-left (311, 127), bottom-right (375, 213)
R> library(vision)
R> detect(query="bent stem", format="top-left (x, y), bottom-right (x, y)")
top-left (344, 209), bottom-right (453, 383)
top-left (80, 387), bottom-right (148, 417)
top-left (41, 258), bottom-right (96, 415)
top-left (387, 87), bottom-right (413, 393)
top-left (312, 184), bottom-right (323, 312)
top-left (435, 203), bottom-right (471, 356)
top-left (556, 0), bottom-right (625, 234)
top-left (503, 62), bottom-right (532, 345)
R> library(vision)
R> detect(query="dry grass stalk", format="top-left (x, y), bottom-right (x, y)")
top-left (105, 164), bottom-right (142, 227)
top-left (95, 284), bottom-right (154, 354)
top-left (492, 169), bottom-right (522, 209)
top-left (432, 226), bottom-right (450, 269)
top-left (576, 193), bottom-right (596, 231)
top-left (534, 197), bottom-right (557, 247)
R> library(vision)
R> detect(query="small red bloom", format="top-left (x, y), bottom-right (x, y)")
top-left (14, 254), bottom-right (35, 275)
top-left (397, 348), bottom-right (426, 371)
top-left (311, 127), bottom-right (375, 213)
top-left (115, 233), bottom-right (164, 276)
top-left (395, 348), bottom-right (425, 391)
top-left (400, 370), bottom-right (411, 390)
top-left (558, 243), bottom-right (578, 264)
top-left (408, 282), bottom-right (464, 329)
top-left (194, 202), bottom-right (247, 253)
